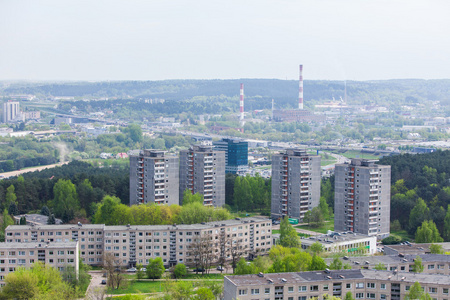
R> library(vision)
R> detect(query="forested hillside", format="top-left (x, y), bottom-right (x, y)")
top-left (3, 79), bottom-right (450, 109)
top-left (379, 150), bottom-right (450, 241)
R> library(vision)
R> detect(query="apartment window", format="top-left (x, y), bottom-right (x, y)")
top-left (381, 284), bottom-right (386, 289)
top-left (299, 297), bottom-right (307, 300)
top-left (356, 283), bottom-right (364, 289)
top-left (29, 251), bottom-right (34, 256)
top-left (355, 293), bottom-right (364, 299)
top-left (346, 284), bottom-right (352, 289)
top-left (429, 288), bottom-right (437, 294)
top-left (381, 295), bottom-right (386, 300)
top-left (8, 251), bottom-right (15, 256)
top-left (251, 289), bottom-right (259, 295)
top-left (443, 288), bottom-right (449, 294)
top-left (299, 286), bottom-right (307, 292)
top-left (288, 287), bottom-right (294, 292)
top-left (323, 284), bottom-right (329, 291)
top-left (366, 293), bottom-right (375, 299)
top-left (18, 251), bottom-right (25, 256)
top-left (18, 259), bottom-right (26, 265)
top-left (405, 286), bottom-right (411, 291)
top-left (8, 260), bottom-right (16, 264)
top-left (238, 289), bottom-right (247, 295)
top-left (428, 265), bottom-right (435, 270)
top-left (367, 283), bottom-right (375, 289)
top-left (310, 285), bottom-right (319, 292)
top-left (265, 288), bottom-right (270, 294)
top-left (438, 265), bottom-right (444, 270)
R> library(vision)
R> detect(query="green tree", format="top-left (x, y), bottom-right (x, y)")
top-left (146, 257), bottom-right (165, 280)
top-left (173, 263), bottom-right (187, 279)
top-left (309, 242), bottom-right (324, 255)
top-left (412, 256), bottom-right (424, 273)
top-left (268, 245), bottom-right (312, 273)
top-left (429, 244), bottom-right (444, 254)
top-left (304, 207), bottom-right (324, 228)
top-left (343, 263), bottom-right (352, 270)
top-left (52, 179), bottom-right (79, 222)
top-left (136, 264), bottom-right (145, 280)
top-left (318, 196), bottom-right (330, 219)
top-left (443, 205), bottom-right (450, 241)
top-left (164, 281), bottom-right (194, 300)
top-left (182, 189), bottom-right (204, 205)
top-left (344, 291), bottom-right (355, 300)
top-left (1, 269), bottom-right (39, 299)
top-left (0, 209), bottom-right (14, 242)
top-left (235, 258), bottom-right (256, 275)
top-left (47, 214), bottom-right (56, 225)
top-left (329, 257), bottom-right (343, 270)
top-left (279, 216), bottom-right (301, 248)
top-left (5, 184), bottom-right (17, 208)
top-left (193, 287), bottom-right (215, 300)
top-left (408, 198), bottom-right (429, 235)
top-left (405, 282), bottom-right (430, 300)
top-left (309, 254), bottom-right (327, 271)
top-left (124, 124), bottom-right (143, 143)
top-left (415, 220), bottom-right (443, 243)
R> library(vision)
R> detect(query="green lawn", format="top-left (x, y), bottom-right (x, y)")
top-left (336, 150), bottom-right (381, 160)
top-left (296, 222), bottom-right (334, 234)
top-left (273, 229), bottom-right (310, 238)
top-left (108, 280), bottom-right (163, 295)
top-left (390, 229), bottom-right (413, 242)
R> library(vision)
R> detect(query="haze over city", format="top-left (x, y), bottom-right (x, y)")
top-left (1, 0), bottom-right (450, 81)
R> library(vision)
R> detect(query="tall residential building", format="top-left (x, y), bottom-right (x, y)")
top-left (3, 101), bottom-right (20, 123)
top-left (179, 145), bottom-right (225, 207)
top-left (334, 159), bottom-right (391, 239)
top-left (212, 138), bottom-right (248, 175)
top-left (129, 150), bottom-right (179, 206)
top-left (271, 149), bottom-right (321, 220)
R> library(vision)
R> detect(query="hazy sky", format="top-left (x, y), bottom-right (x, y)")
top-left (1, 0), bottom-right (449, 81)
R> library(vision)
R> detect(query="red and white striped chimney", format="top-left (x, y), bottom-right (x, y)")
top-left (240, 83), bottom-right (244, 121)
top-left (299, 64), bottom-right (304, 109)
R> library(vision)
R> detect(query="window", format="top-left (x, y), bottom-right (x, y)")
top-left (251, 289), bottom-right (259, 295)
top-left (429, 288), bottom-right (437, 294)
top-left (428, 265), bottom-right (435, 270)
top-left (265, 288), bottom-right (270, 294)
top-left (323, 284), bottom-right (329, 291)
top-left (288, 286), bottom-right (294, 292)
top-left (356, 293), bottom-right (364, 299)
top-left (299, 297), bottom-right (307, 300)
top-left (346, 284), bottom-right (352, 289)
top-left (381, 284), bottom-right (386, 289)
top-left (299, 286), bottom-right (307, 292)
top-left (381, 295), bottom-right (386, 300)
top-left (310, 285), bottom-right (319, 292)
top-left (356, 283), bottom-right (364, 289)
top-left (366, 293), bottom-right (375, 299)
top-left (443, 288), bottom-right (449, 294)
top-left (238, 289), bottom-right (247, 295)
top-left (367, 283), bottom-right (375, 289)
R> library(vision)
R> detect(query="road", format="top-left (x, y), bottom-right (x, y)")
top-left (0, 162), bottom-right (69, 178)
top-left (84, 271), bottom-right (106, 300)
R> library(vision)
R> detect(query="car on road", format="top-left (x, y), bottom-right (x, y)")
top-left (193, 268), bottom-right (205, 272)
top-left (126, 267), bottom-right (137, 273)
top-left (216, 266), bottom-right (224, 271)
top-left (101, 280), bottom-right (107, 285)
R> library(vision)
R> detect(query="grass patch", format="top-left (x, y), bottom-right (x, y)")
top-left (296, 222), bottom-right (334, 234)
top-left (390, 230), bottom-right (413, 242)
top-left (108, 280), bottom-right (163, 295)
top-left (335, 150), bottom-right (381, 160)
top-left (183, 273), bottom-right (226, 279)
top-left (272, 229), bottom-right (280, 234)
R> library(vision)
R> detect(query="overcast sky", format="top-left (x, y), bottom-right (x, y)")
top-left (1, 0), bottom-right (449, 81)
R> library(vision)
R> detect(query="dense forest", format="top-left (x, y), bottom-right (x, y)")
top-left (3, 79), bottom-right (450, 108)
top-left (379, 150), bottom-right (450, 242)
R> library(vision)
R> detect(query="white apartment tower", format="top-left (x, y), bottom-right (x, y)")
top-left (334, 159), bottom-right (391, 239)
top-left (271, 149), bottom-right (321, 221)
top-left (129, 150), bottom-right (179, 206)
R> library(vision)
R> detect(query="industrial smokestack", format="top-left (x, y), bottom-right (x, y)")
top-left (240, 83), bottom-right (244, 121)
top-left (299, 64), bottom-right (304, 109)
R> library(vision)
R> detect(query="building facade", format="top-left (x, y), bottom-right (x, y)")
top-left (6, 217), bottom-right (271, 268)
top-left (300, 232), bottom-right (377, 255)
top-left (224, 269), bottom-right (450, 300)
top-left (0, 241), bottom-right (79, 285)
top-left (212, 138), bottom-right (248, 175)
top-left (271, 149), bottom-right (321, 221)
top-left (334, 159), bottom-right (391, 239)
top-left (179, 145), bottom-right (225, 207)
top-left (3, 101), bottom-right (20, 123)
top-left (129, 150), bottom-right (179, 206)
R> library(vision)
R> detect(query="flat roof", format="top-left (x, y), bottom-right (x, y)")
top-left (325, 254), bottom-right (450, 266)
top-left (226, 269), bottom-right (450, 286)
top-left (7, 217), bottom-right (270, 232)
top-left (301, 232), bottom-right (376, 247)
top-left (385, 243), bottom-right (450, 254)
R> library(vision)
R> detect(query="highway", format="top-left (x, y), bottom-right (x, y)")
top-left (0, 162), bottom-right (69, 179)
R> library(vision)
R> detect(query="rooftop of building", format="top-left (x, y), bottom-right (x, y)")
top-left (301, 231), bottom-right (376, 247)
top-left (324, 254), bottom-right (450, 266)
top-left (0, 241), bottom-right (78, 249)
top-left (225, 269), bottom-right (450, 286)
top-left (385, 242), bottom-right (450, 255)
top-left (7, 217), bottom-right (270, 232)
top-left (275, 148), bottom-right (319, 157)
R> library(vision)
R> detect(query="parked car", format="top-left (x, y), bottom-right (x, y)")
top-left (139, 268), bottom-right (147, 272)
top-left (193, 268), bottom-right (205, 272)
top-left (101, 280), bottom-right (107, 285)
top-left (126, 267), bottom-right (137, 273)
top-left (216, 266), bottom-right (224, 271)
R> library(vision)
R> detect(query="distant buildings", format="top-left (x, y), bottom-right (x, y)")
top-left (179, 145), bottom-right (225, 207)
top-left (300, 231), bottom-right (377, 255)
top-left (272, 109), bottom-right (326, 123)
top-left (334, 159), bottom-right (391, 239)
top-left (3, 101), bottom-right (20, 123)
top-left (129, 150), bottom-right (179, 206)
top-left (271, 149), bottom-right (321, 221)
top-left (213, 138), bottom-right (248, 175)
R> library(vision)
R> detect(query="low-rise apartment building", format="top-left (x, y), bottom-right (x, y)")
top-left (0, 241), bottom-right (79, 286)
top-left (224, 269), bottom-right (450, 300)
top-left (6, 217), bottom-right (271, 268)
top-left (325, 254), bottom-right (450, 275)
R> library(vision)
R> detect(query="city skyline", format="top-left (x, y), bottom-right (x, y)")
top-left (1, 0), bottom-right (450, 81)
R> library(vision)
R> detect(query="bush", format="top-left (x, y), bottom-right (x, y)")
top-left (382, 235), bottom-right (401, 245)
